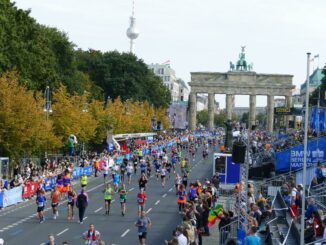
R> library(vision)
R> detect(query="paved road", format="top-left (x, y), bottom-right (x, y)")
top-left (0, 148), bottom-right (215, 245)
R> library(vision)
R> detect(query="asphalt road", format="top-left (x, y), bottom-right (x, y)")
top-left (0, 148), bottom-right (215, 245)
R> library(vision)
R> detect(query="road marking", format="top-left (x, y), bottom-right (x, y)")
top-left (146, 208), bottom-right (152, 214)
top-left (129, 187), bottom-right (135, 191)
top-left (94, 207), bottom-right (103, 213)
top-left (168, 188), bottom-right (173, 192)
top-left (121, 229), bottom-right (130, 237)
top-left (162, 193), bottom-right (167, 198)
top-left (155, 200), bottom-right (160, 205)
top-left (57, 228), bottom-right (69, 236)
top-left (83, 216), bottom-right (88, 220)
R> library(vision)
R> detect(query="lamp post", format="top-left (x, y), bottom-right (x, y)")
top-left (300, 53), bottom-right (311, 245)
top-left (43, 86), bottom-right (52, 159)
top-left (81, 91), bottom-right (88, 155)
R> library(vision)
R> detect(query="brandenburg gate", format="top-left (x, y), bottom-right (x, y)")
top-left (188, 47), bottom-right (295, 132)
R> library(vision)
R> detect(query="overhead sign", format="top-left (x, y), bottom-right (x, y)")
top-left (274, 107), bottom-right (302, 116)
top-left (274, 107), bottom-right (291, 115)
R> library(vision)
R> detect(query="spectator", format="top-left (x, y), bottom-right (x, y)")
top-left (176, 226), bottom-right (187, 245)
top-left (312, 210), bottom-right (323, 237)
top-left (244, 226), bottom-right (260, 245)
top-left (305, 198), bottom-right (318, 219)
top-left (315, 161), bottom-right (325, 184)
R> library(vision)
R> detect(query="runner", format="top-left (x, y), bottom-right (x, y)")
top-left (126, 163), bottom-right (134, 185)
top-left (118, 184), bottom-right (128, 216)
top-left (182, 172), bottom-right (188, 188)
top-left (171, 153), bottom-right (177, 174)
top-left (137, 188), bottom-right (147, 216)
top-left (120, 160), bottom-right (127, 183)
top-left (113, 171), bottom-right (120, 192)
top-left (138, 173), bottom-right (148, 191)
top-left (177, 184), bottom-right (187, 214)
top-left (103, 183), bottom-right (114, 215)
top-left (80, 173), bottom-right (88, 188)
top-left (76, 188), bottom-right (88, 224)
top-left (175, 173), bottom-right (182, 195)
top-left (83, 224), bottom-right (101, 245)
top-left (160, 165), bottom-right (167, 188)
top-left (154, 158), bottom-right (161, 180)
top-left (135, 211), bottom-right (152, 245)
top-left (133, 155), bottom-right (138, 174)
top-left (165, 161), bottom-right (172, 179)
top-left (139, 159), bottom-right (147, 175)
top-left (67, 189), bottom-right (76, 221)
top-left (102, 162), bottom-right (110, 184)
top-left (146, 159), bottom-right (152, 179)
top-left (51, 188), bottom-right (60, 219)
top-left (36, 190), bottom-right (46, 223)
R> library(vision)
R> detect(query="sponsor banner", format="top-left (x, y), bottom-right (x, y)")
top-left (276, 136), bottom-right (326, 173)
top-left (3, 186), bottom-right (23, 208)
top-left (82, 166), bottom-right (93, 176)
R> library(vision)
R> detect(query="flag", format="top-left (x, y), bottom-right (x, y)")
top-left (314, 54), bottom-right (320, 59)
top-left (207, 203), bottom-right (224, 228)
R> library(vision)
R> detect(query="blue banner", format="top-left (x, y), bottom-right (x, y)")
top-left (0, 191), bottom-right (3, 208)
top-left (83, 166), bottom-right (93, 176)
top-left (310, 107), bottom-right (326, 132)
top-left (43, 178), bottom-right (52, 191)
top-left (3, 186), bottom-right (23, 208)
top-left (276, 136), bottom-right (326, 173)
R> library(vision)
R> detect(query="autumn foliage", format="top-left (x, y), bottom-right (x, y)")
top-left (0, 72), bottom-right (169, 159)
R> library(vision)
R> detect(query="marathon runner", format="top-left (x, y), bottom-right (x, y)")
top-left (67, 189), bottom-right (76, 221)
top-left (118, 184), bottom-right (128, 216)
top-left (177, 184), bottom-right (187, 214)
top-left (83, 224), bottom-right (100, 245)
top-left (138, 173), bottom-right (148, 191)
top-left (135, 211), bottom-right (152, 245)
top-left (175, 173), bottom-right (182, 194)
top-left (120, 160), bottom-right (127, 183)
top-left (103, 183), bottom-right (114, 215)
top-left (160, 165), bottom-right (167, 188)
top-left (113, 171), bottom-right (120, 192)
top-left (80, 172), bottom-right (88, 188)
top-left (102, 162), bottom-right (110, 184)
top-left (154, 158), bottom-right (161, 180)
top-left (137, 188), bottom-right (147, 216)
top-left (36, 190), bottom-right (46, 223)
top-left (51, 188), bottom-right (60, 219)
top-left (126, 162), bottom-right (134, 185)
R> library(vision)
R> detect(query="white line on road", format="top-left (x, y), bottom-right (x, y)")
top-left (121, 229), bottom-right (130, 237)
top-left (162, 193), bottom-right (167, 198)
top-left (129, 187), bottom-right (135, 191)
top-left (56, 228), bottom-right (69, 236)
top-left (94, 207), bottom-right (103, 213)
top-left (146, 208), bottom-right (152, 214)
top-left (155, 200), bottom-right (160, 205)
top-left (83, 216), bottom-right (88, 220)
top-left (168, 188), bottom-right (173, 192)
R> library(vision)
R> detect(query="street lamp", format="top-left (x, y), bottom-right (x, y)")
top-left (43, 86), bottom-right (52, 159)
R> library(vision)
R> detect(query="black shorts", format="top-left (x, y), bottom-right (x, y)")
top-left (138, 231), bottom-right (147, 239)
top-left (37, 206), bottom-right (44, 212)
top-left (161, 175), bottom-right (166, 179)
top-left (67, 201), bottom-right (75, 206)
top-left (105, 199), bottom-right (112, 205)
top-left (51, 203), bottom-right (58, 208)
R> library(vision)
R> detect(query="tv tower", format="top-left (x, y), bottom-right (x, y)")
top-left (126, 0), bottom-right (139, 53)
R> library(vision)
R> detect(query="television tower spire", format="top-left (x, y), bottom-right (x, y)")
top-left (126, 0), bottom-right (139, 53)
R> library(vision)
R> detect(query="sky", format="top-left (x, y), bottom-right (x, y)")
top-left (14, 0), bottom-right (326, 108)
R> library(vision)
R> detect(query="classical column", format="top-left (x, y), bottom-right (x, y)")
top-left (226, 94), bottom-right (233, 121)
top-left (286, 95), bottom-right (293, 130)
top-left (189, 92), bottom-right (197, 131)
top-left (267, 95), bottom-right (274, 132)
top-left (208, 93), bottom-right (215, 131)
top-left (249, 94), bottom-right (256, 130)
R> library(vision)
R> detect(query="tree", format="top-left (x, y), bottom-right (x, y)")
top-left (197, 110), bottom-right (208, 126)
top-left (75, 49), bottom-right (171, 108)
top-left (0, 72), bottom-right (61, 159)
top-left (214, 111), bottom-right (226, 126)
top-left (51, 85), bottom-right (98, 144)
top-left (310, 68), bottom-right (326, 106)
top-left (241, 112), bottom-right (249, 125)
top-left (256, 112), bottom-right (267, 126)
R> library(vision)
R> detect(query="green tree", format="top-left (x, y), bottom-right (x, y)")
top-left (75, 49), bottom-right (171, 108)
top-left (214, 111), bottom-right (226, 126)
top-left (241, 112), bottom-right (249, 125)
top-left (197, 110), bottom-right (208, 126)
top-left (310, 68), bottom-right (326, 106)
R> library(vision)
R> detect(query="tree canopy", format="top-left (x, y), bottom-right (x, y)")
top-left (0, 1), bottom-right (171, 108)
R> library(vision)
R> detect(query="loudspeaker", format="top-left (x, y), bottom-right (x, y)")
top-left (232, 141), bottom-right (246, 164)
